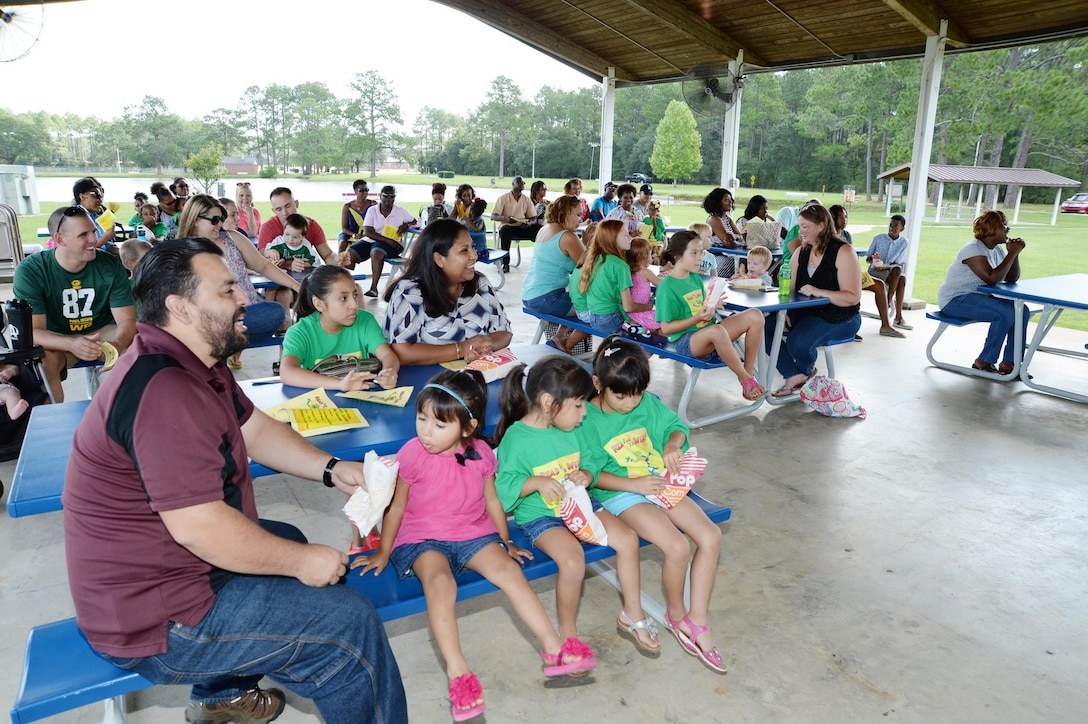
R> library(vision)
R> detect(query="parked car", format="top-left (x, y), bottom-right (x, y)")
top-left (1060, 192), bottom-right (1088, 213)
top-left (625, 172), bottom-right (653, 184)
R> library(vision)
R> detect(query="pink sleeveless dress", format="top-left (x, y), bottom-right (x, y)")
top-left (626, 271), bottom-right (660, 330)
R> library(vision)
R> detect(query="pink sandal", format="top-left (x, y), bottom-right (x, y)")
top-left (449, 672), bottom-right (485, 722)
top-left (682, 616), bottom-right (727, 673)
top-left (665, 609), bottom-right (699, 656)
top-left (541, 636), bottom-right (597, 677)
top-left (741, 376), bottom-right (767, 401)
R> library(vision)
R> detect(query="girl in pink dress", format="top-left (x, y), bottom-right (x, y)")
top-left (625, 236), bottom-right (664, 331)
top-left (355, 370), bottom-right (595, 722)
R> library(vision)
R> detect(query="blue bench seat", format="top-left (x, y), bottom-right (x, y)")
top-left (925, 307), bottom-right (1041, 381)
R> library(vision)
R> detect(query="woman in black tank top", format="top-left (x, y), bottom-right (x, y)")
top-left (770, 204), bottom-right (863, 397)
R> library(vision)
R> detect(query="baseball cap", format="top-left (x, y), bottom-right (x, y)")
top-left (640, 184), bottom-right (654, 195)
top-left (604, 181), bottom-right (617, 190)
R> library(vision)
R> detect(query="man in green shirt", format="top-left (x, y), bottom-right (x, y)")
top-left (13, 208), bottom-right (136, 401)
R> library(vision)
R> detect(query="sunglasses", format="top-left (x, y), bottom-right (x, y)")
top-left (199, 215), bottom-right (225, 225)
top-left (83, 190), bottom-right (103, 199)
top-left (54, 206), bottom-right (86, 234)
top-left (236, 182), bottom-right (250, 187)
top-left (381, 194), bottom-right (396, 199)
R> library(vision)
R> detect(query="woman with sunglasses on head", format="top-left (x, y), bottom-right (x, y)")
top-left (178, 195), bottom-right (300, 368)
top-left (234, 182), bottom-right (262, 240)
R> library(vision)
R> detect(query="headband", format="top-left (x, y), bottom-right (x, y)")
top-left (423, 383), bottom-right (473, 420)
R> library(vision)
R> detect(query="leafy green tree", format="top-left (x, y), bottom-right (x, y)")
top-left (121, 96), bottom-right (182, 174)
top-left (291, 82), bottom-right (344, 174)
top-left (479, 76), bottom-right (527, 177)
top-left (347, 71), bottom-right (402, 178)
top-left (0, 109), bottom-right (52, 164)
top-left (650, 100), bottom-right (702, 184)
top-left (203, 109), bottom-right (247, 157)
top-left (184, 144), bottom-right (225, 194)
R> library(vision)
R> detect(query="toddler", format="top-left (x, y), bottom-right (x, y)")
top-left (731, 246), bottom-right (774, 286)
top-left (689, 222), bottom-right (718, 277)
top-left (119, 239), bottom-right (152, 275)
top-left (466, 198), bottom-right (489, 259)
top-left (265, 213), bottom-right (319, 272)
top-left (357, 371), bottom-right (594, 720)
top-left (624, 236), bottom-right (663, 332)
top-left (0, 364), bottom-right (29, 420)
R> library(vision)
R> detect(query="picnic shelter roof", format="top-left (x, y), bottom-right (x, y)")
top-left (429, 0), bottom-right (1088, 84)
top-left (878, 164), bottom-right (1080, 188)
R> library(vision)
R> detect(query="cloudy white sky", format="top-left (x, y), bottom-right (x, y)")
top-left (1, 0), bottom-right (597, 126)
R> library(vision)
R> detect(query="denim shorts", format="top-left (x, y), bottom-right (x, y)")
top-left (588, 310), bottom-right (625, 333)
top-left (349, 238), bottom-right (400, 260)
top-left (518, 499), bottom-right (604, 546)
top-left (673, 329), bottom-right (721, 363)
top-left (598, 491), bottom-right (652, 517)
top-left (524, 288), bottom-right (575, 318)
top-left (389, 533), bottom-right (502, 580)
top-left (575, 309), bottom-right (592, 324)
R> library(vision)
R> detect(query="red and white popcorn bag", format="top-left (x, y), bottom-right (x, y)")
top-left (559, 479), bottom-right (608, 547)
top-left (342, 451), bottom-right (398, 535)
top-left (647, 448), bottom-right (708, 509)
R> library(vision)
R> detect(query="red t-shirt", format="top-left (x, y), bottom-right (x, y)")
top-left (63, 323), bottom-right (257, 657)
top-left (257, 214), bottom-right (326, 251)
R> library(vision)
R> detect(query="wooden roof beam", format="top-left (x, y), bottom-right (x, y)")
top-left (618, 0), bottom-right (767, 68)
top-left (429, 0), bottom-right (632, 80)
top-left (881, 0), bottom-right (970, 47)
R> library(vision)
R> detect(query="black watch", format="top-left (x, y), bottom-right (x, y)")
top-left (322, 457), bottom-right (342, 487)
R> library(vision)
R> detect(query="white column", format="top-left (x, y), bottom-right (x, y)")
top-left (903, 21), bottom-right (948, 299)
top-left (720, 51), bottom-right (744, 191)
top-left (1012, 186), bottom-right (1023, 224)
top-left (1051, 189), bottom-right (1061, 225)
top-left (598, 68), bottom-right (616, 189)
top-left (935, 182), bottom-right (945, 222)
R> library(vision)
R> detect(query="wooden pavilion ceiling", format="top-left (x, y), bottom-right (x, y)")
top-left (431, 0), bottom-right (1088, 84)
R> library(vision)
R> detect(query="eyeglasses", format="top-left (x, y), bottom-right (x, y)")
top-left (236, 182), bottom-right (250, 187)
top-left (380, 193), bottom-right (396, 199)
top-left (83, 190), bottom-right (103, 199)
top-left (199, 215), bottom-right (225, 225)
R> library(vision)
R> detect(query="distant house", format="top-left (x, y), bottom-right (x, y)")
top-left (225, 156), bottom-right (259, 175)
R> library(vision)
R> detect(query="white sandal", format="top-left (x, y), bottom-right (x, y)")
top-left (617, 611), bottom-right (661, 655)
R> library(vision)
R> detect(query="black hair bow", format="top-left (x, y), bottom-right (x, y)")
top-left (455, 445), bottom-right (482, 466)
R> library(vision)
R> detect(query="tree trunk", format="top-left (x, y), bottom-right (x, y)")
top-left (984, 135), bottom-right (1004, 208)
top-left (498, 130), bottom-right (506, 178)
top-left (1003, 111), bottom-right (1032, 208)
top-left (865, 117), bottom-right (873, 201)
top-left (877, 130), bottom-right (888, 202)
top-left (966, 133), bottom-right (987, 206)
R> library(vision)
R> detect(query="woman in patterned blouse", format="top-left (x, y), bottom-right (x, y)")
top-left (382, 219), bottom-right (512, 365)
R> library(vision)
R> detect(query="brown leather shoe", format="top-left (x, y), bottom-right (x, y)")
top-left (184, 686), bottom-right (286, 724)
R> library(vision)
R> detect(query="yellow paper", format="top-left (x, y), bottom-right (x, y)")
top-left (336, 386), bottom-right (413, 407)
top-left (263, 388), bottom-right (339, 424)
top-left (289, 407), bottom-right (368, 437)
top-left (100, 341), bottom-right (118, 371)
top-left (440, 359), bottom-right (468, 371)
top-left (638, 222), bottom-right (654, 239)
top-left (382, 224), bottom-right (402, 241)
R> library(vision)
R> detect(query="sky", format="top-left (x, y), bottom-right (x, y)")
top-left (1, 0), bottom-right (597, 127)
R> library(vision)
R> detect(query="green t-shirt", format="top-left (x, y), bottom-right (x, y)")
top-left (13, 249), bottom-right (134, 336)
top-left (282, 309), bottom-right (388, 369)
top-left (781, 224), bottom-right (800, 267)
top-left (569, 265), bottom-right (587, 313)
top-left (585, 254), bottom-right (631, 315)
top-left (270, 240), bottom-right (318, 266)
top-left (577, 395), bottom-right (689, 503)
top-left (496, 420), bottom-right (588, 525)
top-left (655, 272), bottom-right (710, 342)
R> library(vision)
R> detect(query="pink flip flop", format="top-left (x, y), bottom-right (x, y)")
top-left (541, 637), bottom-right (597, 677)
top-left (449, 672), bottom-right (485, 722)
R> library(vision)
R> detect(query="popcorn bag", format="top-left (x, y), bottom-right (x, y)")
top-left (559, 479), bottom-right (608, 547)
top-left (342, 451), bottom-right (399, 535)
top-left (647, 448), bottom-right (708, 509)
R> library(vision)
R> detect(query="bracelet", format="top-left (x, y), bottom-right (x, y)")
top-left (322, 457), bottom-right (342, 487)
top-left (454, 341), bottom-right (462, 360)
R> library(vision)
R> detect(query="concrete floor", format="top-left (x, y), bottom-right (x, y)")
top-left (2, 252), bottom-right (1087, 723)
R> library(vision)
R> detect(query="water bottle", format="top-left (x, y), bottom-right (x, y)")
top-left (778, 256), bottom-right (792, 298)
top-left (4, 299), bottom-right (34, 350)
top-left (137, 225), bottom-right (147, 242)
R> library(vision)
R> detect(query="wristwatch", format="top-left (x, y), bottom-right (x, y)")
top-left (322, 457), bottom-right (342, 487)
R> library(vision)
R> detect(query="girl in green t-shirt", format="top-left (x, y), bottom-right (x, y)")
top-left (573, 219), bottom-right (652, 333)
top-left (494, 356), bottom-right (659, 656)
top-left (656, 231), bottom-right (767, 401)
top-left (580, 337), bottom-right (725, 672)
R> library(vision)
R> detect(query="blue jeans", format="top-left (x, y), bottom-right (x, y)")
top-left (105, 575), bottom-right (407, 724)
top-left (469, 231), bottom-right (488, 256)
top-left (524, 288), bottom-right (575, 318)
top-left (588, 310), bottom-right (626, 333)
top-left (769, 312), bottom-right (861, 378)
top-left (941, 293), bottom-right (1026, 365)
top-left (244, 301), bottom-right (286, 345)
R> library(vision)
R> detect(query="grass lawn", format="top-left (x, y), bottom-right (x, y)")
top-left (18, 190), bottom-right (1088, 331)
